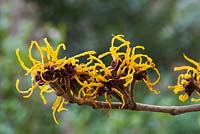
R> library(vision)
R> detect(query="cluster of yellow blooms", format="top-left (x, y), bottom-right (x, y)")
top-left (16, 34), bottom-right (160, 124)
top-left (168, 54), bottom-right (200, 102)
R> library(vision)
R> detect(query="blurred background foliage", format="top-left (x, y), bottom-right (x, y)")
top-left (0, 0), bottom-right (200, 133)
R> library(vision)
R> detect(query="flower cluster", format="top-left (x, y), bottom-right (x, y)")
top-left (77, 35), bottom-right (160, 109)
top-left (16, 35), bottom-right (160, 124)
top-left (168, 54), bottom-right (200, 102)
top-left (16, 38), bottom-right (95, 124)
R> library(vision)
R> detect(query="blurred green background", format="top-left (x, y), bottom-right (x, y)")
top-left (0, 0), bottom-right (200, 134)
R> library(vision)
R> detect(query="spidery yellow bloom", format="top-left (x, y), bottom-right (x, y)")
top-left (16, 38), bottom-right (95, 124)
top-left (77, 55), bottom-right (126, 109)
top-left (99, 34), bottom-right (160, 94)
top-left (77, 34), bottom-right (160, 110)
top-left (16, 34), bottom-right (161, 124)
top-left (168, 54), bottom-right (200, 102)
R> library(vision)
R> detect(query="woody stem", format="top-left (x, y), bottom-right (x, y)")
top-left (64, 76), bottom-right (75, 102)
top-left (73, 98), bottom-right (200, 115)
top-left (54, 83), bottom-right (200, 115)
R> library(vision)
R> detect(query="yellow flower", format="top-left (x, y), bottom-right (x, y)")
top-left (16, 38), bottom-right (95, 124)
top-left (77, 55), bottom-right (126, 109)
top-left (168, 54), bottom-right (200, 102)
top-left (77, 34), bottom-right (160, 110)
top-left (16, 34), bottom-right (161, 123)
top-left (16, 38), bottom-right (66, 102)
top-left (99, 34), bottom-right (160, 94)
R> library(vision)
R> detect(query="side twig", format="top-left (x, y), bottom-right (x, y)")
top-left (129, 79), bottom-right (136, 109)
